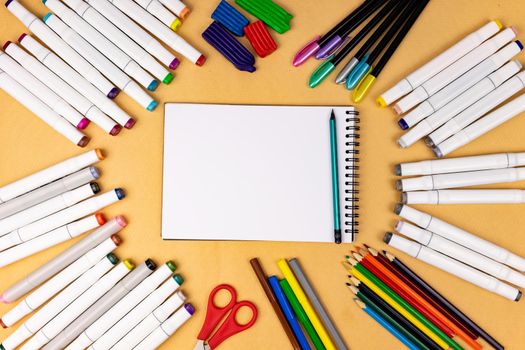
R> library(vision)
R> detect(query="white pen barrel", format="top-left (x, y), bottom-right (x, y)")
top-left (135, 0), bottom-right (179, 30)
top-left (403, 189), bottom-right (525, 204)
top-left (159, 0), bottom-right (188, 17)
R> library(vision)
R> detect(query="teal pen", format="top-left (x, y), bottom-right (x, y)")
top-left (329, 110), bottom-right (342, 244)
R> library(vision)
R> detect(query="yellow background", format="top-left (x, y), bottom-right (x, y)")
top-left (1, 0), bottom-right (525, 349)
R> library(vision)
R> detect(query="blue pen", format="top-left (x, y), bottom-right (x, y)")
top-left (268, 276), bottom-right (311, 350)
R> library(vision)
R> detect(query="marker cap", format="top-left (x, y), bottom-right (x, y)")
top-left (115, 215), bottom-right (127, 227)
top-left (166, 261), bottom-right (176, 272)
top-left (170, 18), bottom-right (182, 31)
top-left (145, 258), bottom-right (157, 270)
top-left (147, 100), bottom-right (158, 111)
top-left (111, 234), bottom-right (122, 246)
top-left (401, 191), bottom-right (439, 204)
top-left (346, 61), bottom-right (370, 90)
top-left (169, 58), bottom-right (180, 70)
top-left (179, 7), bottom-right (190, 19)
top-left (106, 253), bottom-right (118, 265)
top-left (335, 57), bottom-right (359, 85)
top-left (184, 303), bottom-right (195, 315)
top-left (114, 188), bottom-right (125, 200)
top-left (384, 232), bottom-right (421, 257)
top-left (123, 259), bottom-right (135, 270)
top-left (308, 58), bottom-right (335, 88)
top-left (292, 35), bottom-right (321, 67)
top-left (163, 73), bottom-right (174, 84)
top-left (173, 274), bottom-right (183, 285)
top-left (352, 73), bottom-right (376, 103)
top-left (95, 213), bottom-right (106, 225)
top-left (395, 221), bottom-right (432, 245)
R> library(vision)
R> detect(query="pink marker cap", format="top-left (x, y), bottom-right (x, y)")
top-left (109, 124), bottom-right (122, 136)
top-left (17, 33), bottom-right (27, 43)
top-left (115, 215), bottom-right (127, 227)
top-left (2, 41), bottom-right (11, 50)
top-left (77, 117), bottom-right (90, 130)
top-left (124, 118), bottom-right (136, 129)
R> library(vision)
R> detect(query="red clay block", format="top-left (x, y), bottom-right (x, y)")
top-left (244, 20), bottom-right (277, 58)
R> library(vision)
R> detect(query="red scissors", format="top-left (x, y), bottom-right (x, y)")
top-left (193, 284), bottom-right (258, 350)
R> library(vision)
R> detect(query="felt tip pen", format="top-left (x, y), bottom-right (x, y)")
top-left (133, 303), bottom-right (195, 350)
top-left (402, 189), bottom-right (525, 205)
top-left (384, 232), bottom-right (521, 301)
top-left (134, 0), bottom-right (182, 31)
top-left (61, 0), bottom-right (173, 84)
top-left (397, 60), bottom-right (521, 148)
top-left (24, 260), bottom-right (134, 350)
top-left (158, 0), bottom-right (190, 19)
top-left (43, 259), bottom-right (157, 350)
top-left (67, 261), bottom-right (177, 349)
top-left (19, 34), bottom-right (135, 128)
top-left (395, 221), bottom-right (525, 288)
top-left (5, 0), bottom-right (118, 98)
top-left (43, 0), bottom-right (159, 91)
top-left (395, 204), bottom-right (525, 271)
top-left (329, 111), bottom-right (341, 244)
top-left (394, 27), bottom-right (517, 114)
top-left (378, 20), bottom-right (503, 107)
top-left (0, 236), bottom-right (118, 328)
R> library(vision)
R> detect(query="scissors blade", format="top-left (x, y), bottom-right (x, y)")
top-left (193, 340), bottom-right (209, 350)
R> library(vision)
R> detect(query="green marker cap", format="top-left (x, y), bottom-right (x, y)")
top-left (309, 56), bottom-right (335, 88)
top-left (173, 274), bottom-right (184, 285)
top-left (166, 261), bottom-right (177, 272)
top-left (163, 73), bottom-right (174, 84)
top-left (106, 253), bottom-right (119, 265)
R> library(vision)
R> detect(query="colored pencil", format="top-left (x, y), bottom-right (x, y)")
top-left (329, 110), bottom-right (341, 244)
top-left (384, 250), bottom-right (504, 350)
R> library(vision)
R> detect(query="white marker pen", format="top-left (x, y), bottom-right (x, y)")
top-left (134, 0), bottom-right (181, 31)
top-left (158, 0), bottom-right (189, 19)
top-left (19, 34), bottom-right (135, 128)
top-left (396, 221), bottom-right (525, 288)
top-left (0, 189), bottom-right (125, 251)
top-left (44, 13), bottom-right (157, 111)
top-left (0, 183), bottom-right (99, 237)
top-left (397, 60), bottom-right (520, 148)
top-left (62, 0), bottom-right (173, 83)
top-left (134, 303), bottom-right (195, 350)
top-left (0, 236), bottom-right (118, 328)
top-left (23, 260), bottom-right (134, 350)
top-left (0, 255), bottom-right (117, 350)
top-left (67, 261), bottom-right (177, 349)
top-left (0, 50), bottom-right (86, 129)
top-left (379, 20), bottom-right (502, 106)
top-left (395, 27), bottom-right (517, 114)
top-left (5, 0), bottom-right (118, 98)
top-left (106, 0), bottom-right (204, 65)
top-left (395, 204), bottom-right (525, 271)
top-left (396, 151), bottom-right (525, 176)
top-left (385, 232), bottom-right (521, 301)
top-left (403, 189), bottom-right (525, 204)
top-left (434, 93), bottom-right (525, 157)
top-left (84, 0), bottom-right (180, 69)
top-left (90, 275), bottom-right (184, 350)
top-left (0, 68), bottom-right (88, 147)
top-left (400, 41), bottom-right (522, 129)
top-left (4, 42), bottom-right (120, 135)
top-left (397, 167), bottom-right (525, 191)
top-left (112, 289), bottom-right (185, 350)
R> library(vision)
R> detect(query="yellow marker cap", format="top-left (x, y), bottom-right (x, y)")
top-left (170, 18), bottom-right (182, 31)
top-left (352, 74), bottom-right (376, 103)
top-left (376, 95), bottom-right (387, 108)
top-left (123, 259), bottom-right (135, 270)
top-left (494, 19), bottom-right (503, 30)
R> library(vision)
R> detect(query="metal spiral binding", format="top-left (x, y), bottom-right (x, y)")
top-left (344, 109), bottom-right (360, 240)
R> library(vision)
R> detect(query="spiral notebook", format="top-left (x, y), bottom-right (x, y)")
top-left (161, 104), bottom-right (360, 243)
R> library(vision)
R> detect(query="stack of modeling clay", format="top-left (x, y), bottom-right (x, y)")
top-left (202, 0), bottom-right (291, 72)
top-left (3, 0), bottom-right (204, 146)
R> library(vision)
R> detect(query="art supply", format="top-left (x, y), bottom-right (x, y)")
top-left (399, 41), bottom-right (523, 128)
top-left (245, 21), bottom-right (277, 58)
top-left (105, 0), bottom-right (205, 65)
top-left (111, 288), bottom-right (185, 350)
top-left (67, 261), bottom-right (177, 349)
top-left (384, 251), bottom-right (504, 350)
top-left (134, 303), bottom-right (195, 350)
top-left (0, 189), bottom-right (124, 251)
top-left (194, 284), bottom-right (257, 350)
top-left (384, 233), bottom-right (521, 301)
top-left (212, 0), bottom-right (249, 37)
top-left (395, 221), bottom-right (525, 287)
top-left (83, 0), bottom-right (180, 70)
top-left (289, 258), bottom-right (348, 350)
top-left (0, 50), bottom-right (87, 129)
top-left (0, 237), bottom-right (118, 328)
top-left (235, 0), bottom-right (292, 34)
top-left (0, 255), bottom-right (118, 350)
top-left (396, 151), bottom-right (525, 176)
top-left (329, 110), bottom-right (342, 244)
top-left (0, 213), bottom-right (104, 268)
top-left (0, 68), bottom-right (88, 147)
top-left (90, 275), bottom-right (184, 350)
top-left (0, 216), bottom-right (127, 303)
top-left (402, 189), bottom-right (525, 204)
top-left (398, 60), bottom-right (521, 147)
top-left (278, 259), bottom-right (335, 350)
top-left (158, 0), bottom-right (190, 19)
top-left (249, 258), bottom-right (301, 350)
top-left (19, 34), bottom-right (135, 128)
top-left (162, 104), bottom-right (360, 243)
top-left (268, 276), bottom-right (311, 350)
top-left (61, 0), bottom-right (173, 83)
top-left (23, 260), bottom-right (133, 350)
top-left (395, 204), bottom-right (525, 271)
top-left (6, 0), bottom-right (118, 98)
top-left (43, 13), bottom-right (158, 111)
top-left (379, 20), bottom-right (503, 106)
top-left (4, 42), bottom-right (121, 135)
top-left (134, 0), bottom-right (182, 31)
top-left (202, 21), bottom-right (256, 72)
top-left (43, 0), bottom-right (159, 92)
top-left (398, 167), bottom-right (525, 191)
top-left (394, 27), bottom-right (517, 114)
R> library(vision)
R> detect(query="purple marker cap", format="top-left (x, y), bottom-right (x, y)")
top-left (315, 35), bottom-right (342, 59)
top-left (77, 117), bottom-right (90, 130)
top-left (107, 87), bottom-right (119, 99)
top-left (5, 0), bottom-right (13, 8)
top-left (184, 303), bottom-right (196, 315)
top-left (169, 57), bottom-right (180, 70)
top-left (292, 35), bottom-right (321, 67)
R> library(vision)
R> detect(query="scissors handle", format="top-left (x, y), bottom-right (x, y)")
top-left (197, 284), bottom-right (238, 340)
top-left (208, 301), bottom-right (258, 350)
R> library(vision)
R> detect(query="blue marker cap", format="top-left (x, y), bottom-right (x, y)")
top-left (346, 61), bottom-right (370, 90)
top-left (114, 188), bottom-right (125, 200)
top-left (43, 12), bottom-right (52, 23)
top-left (516, 40), bottom-right (523, 50)
top-left (147, 80), bottom-right (159, 91)
top-left (398, 118), bottom-right (409, 130)
top-left (146, 100), bottom-right (158, 111)
top-left (41, 0), bottom-right (47, 4)
top-left (5, 0), bottom-right (13, 8)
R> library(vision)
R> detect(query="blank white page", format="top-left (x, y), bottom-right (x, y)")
top-left (162, 104), bottom-right (355, 243)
